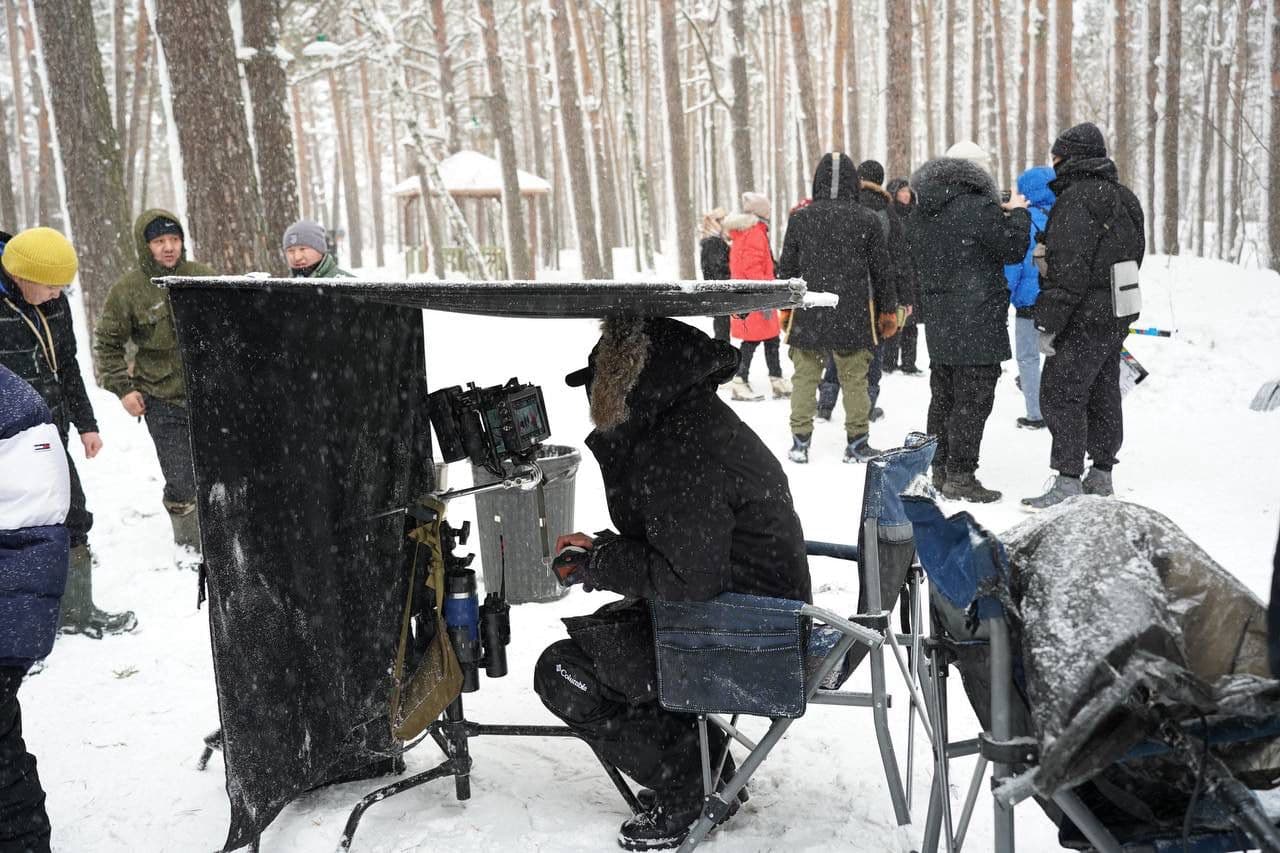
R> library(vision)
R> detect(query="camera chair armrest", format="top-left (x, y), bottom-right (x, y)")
top-left (800, 604), bottom-right (883, 650)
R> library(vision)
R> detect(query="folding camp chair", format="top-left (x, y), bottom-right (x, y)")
top-left (650, 433), bottom-right (939, 852)
top-left (902, 495), bottom-right (1280, 853)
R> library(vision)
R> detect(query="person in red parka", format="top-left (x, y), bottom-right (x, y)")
top-left (724, 192), bottom-right (790, 401)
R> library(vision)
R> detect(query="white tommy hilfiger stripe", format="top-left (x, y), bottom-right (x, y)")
top-left (0, 421), bottom-right (70, 529)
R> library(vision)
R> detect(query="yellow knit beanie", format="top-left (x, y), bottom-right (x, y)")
top-left (3, 227), bottom-right (78, 287)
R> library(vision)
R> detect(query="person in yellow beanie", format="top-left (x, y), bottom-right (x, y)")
top-left (0, 227), bottom-right (137, 638)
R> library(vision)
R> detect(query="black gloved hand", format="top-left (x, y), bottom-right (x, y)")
top-left (551, 545), bottom-right (592, 588)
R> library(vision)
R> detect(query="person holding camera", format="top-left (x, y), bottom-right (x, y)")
top-left (0, 364), bottom-right (71, 853)
top-left (908, 142), bottom-right (1031, 502)
top-left (1022, 123), bottom-right (1145, 509)
top-left (534, 316), bottom-right (810, 851)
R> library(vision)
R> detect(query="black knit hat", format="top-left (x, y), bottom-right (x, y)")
top-left (143, 216), bottom-right (184, 243)
top-left (1051, 122), bottom-right (1107, 160)
top-left (859, 159), bottom-right (886, 186)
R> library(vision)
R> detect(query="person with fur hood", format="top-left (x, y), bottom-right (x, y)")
top-left (534, 316), bottom-right (810, 850)
top-left (723, 192), bottom-right (789, 401)
top-left (778, 153), bottom-right (898, 464)
top-left (907, 142), bottom-right (1031, 502)
top-left (698, 208), bottom-right (732, 342)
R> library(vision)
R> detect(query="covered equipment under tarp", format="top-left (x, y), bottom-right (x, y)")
top-left (163, 277), bottom-right (815, 851)
top-left (931, 497), bottom-right (1280, 840)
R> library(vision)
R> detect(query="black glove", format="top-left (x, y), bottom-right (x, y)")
top-left (551, 545), bottom-right (592, 588)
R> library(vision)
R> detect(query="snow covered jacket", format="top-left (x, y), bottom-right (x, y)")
top-left (907, 157), bottom-right (1030, 365)
top-left (0, 365), bottom-right (70, 668)
top-left (0, 234), bottom-right (98, 437)
top-left (1004, 166), bottom-right (1056, 314)
top-left (1036, 156), bottom-right (1145, 335)
top-left (859, 180), bottom-right (917, 308)
top-left (724, 214), bottom-right (781, 342)
top-left (94, 209), bottom-right (216, 406)
top-left (778, 153), bottom-right (896, 352)
top-left (565, 318), bottom-right (811, 703)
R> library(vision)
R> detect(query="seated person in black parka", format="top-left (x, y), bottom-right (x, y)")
top-left (534, 316), bottom-right (811, 851)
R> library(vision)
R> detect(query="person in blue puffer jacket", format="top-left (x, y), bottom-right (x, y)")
top-left (0, 363), bottom-right (70, 853)
top-left (1004, 165), bottom-right (1056, 429)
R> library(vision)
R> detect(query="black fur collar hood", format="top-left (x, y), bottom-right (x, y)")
top-left (911, 157), bottom-right (1000, 215)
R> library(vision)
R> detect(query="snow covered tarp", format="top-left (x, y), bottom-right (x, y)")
top-left (157, 276), bottom-right (827, 318)
top-left (937, 497), bottom-right (1280, 836)
top-left (167, 286), bottom-right (434, 851)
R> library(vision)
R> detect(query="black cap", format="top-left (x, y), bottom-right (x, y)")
top-left (1051, 122), bottom-right (1107, 160)
top-left (143, 217), bottom-right (184, 243)
top-left (859, 159), bottom-right (886, 185)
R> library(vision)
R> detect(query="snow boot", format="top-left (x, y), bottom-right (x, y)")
top-left (788, 434), bottom-right (811, 464)
top-left (942, 473), bottom-right (1002, 504)
top-left (1020, 474), bottom-right (1083, 510)
top-left (166, 499), bottom-right (203, 571)
top-left (1016, 417), bottom-right (1046, 430)
top-left (1082, 467), bottom-right (1114, 497)
top-left (815, 407), bottom-right (833, 422)
top-left (900, 366), bottom-right (923, 376)
top-left (769, 376), bottom-right (792, 399)
top-left (869, 406), bottom-right (885, 422)
top-left (843, 434), bottom-right (881, 463)
top-left (730, 377), bottom-right (764, 401)
top-left (618, 795), bottom-right (705, 851)
top-left (59, 545), bottom-right (138, 639)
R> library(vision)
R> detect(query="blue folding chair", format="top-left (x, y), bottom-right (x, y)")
top-left (903, 495), bottom-right (1280, 853)
top-left (651, 433), bottom-right (940, 851)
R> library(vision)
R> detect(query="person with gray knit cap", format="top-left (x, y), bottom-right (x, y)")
top-left (282, 220), bottom-right (352, 279)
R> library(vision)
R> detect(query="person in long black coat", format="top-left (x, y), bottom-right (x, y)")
top-left (778, 152), bottom-right (898, 464)
top-left (698, 207), bottom-right (732, 341)
top-left (884, 177), bottom-right (921, 374)
top-left (534, 317), bottom-right (810, 850)
top-left (908, 153), bottom-right (1031, 502)
top-left (1022, 123), bottom-right (1145, 509)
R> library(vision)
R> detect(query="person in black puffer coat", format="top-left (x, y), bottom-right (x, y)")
top-left (1022, 123), bottom-right (1145, 509)
top-left (908, 149), bottom-right (1031, 502)
top-left (884, 177), bottom-right (921, 374)
top-left (778, 152), bottom-right (898, 464)
top-left (698, 208), bottom-right (732, 342)
top-left (534, 316), bottom-right (810, 851)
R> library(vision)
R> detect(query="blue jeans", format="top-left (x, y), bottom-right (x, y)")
top-left (1014, 316), bottom-right (1042, 420)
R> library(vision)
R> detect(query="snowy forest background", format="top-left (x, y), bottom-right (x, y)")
top-left (7, 0), bottom-right (1280, 332)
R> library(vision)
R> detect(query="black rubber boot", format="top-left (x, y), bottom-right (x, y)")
top-left (59, 545), bottom-right (138, 638)
top-left (941, 472), bottom-right (1002, 504)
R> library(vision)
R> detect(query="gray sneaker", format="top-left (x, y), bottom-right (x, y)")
top-left (1020, 475), bottom-right (1084, 510)
top-left (1082, 468), bottom-right (1114, 497)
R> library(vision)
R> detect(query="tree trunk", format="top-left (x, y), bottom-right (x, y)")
top-left (475, 0), bottom-right (531, 279)
top-left (0, 68), bottom-right (16, 226)
top-left (429, 0), bottom-right (461, 154)
top-left (1194, 2), bottom-right (1216, 255)
top-left (1270, 0), bottom-right (1280, 269)
top-left (327, 70), bottom-right (364, 269)
top-left (1146, 0), bottom-right (1159, 253)
top-left (112, 0), bottom-right (126, 134)
top-left (290, 85), bottom-right (312, 222)
top-left (920, 0), bottom-right (938, 158)
top-left (830, 0), bottom-right (848, 153)
top-left (612, 0), bottom-right (653, 269)
top-left (944, 0), bottom-right (956, 146)
top-left (886, 0), bottom-right (912, 179)
top-left (354, 35), bottom-right (384, 267)
top-left (241, 0), bottom-right (298, 275)
top-left (7, 0), bottom-right (31, 225)
top-left (1161, 0), bottom-right (1181, 255)
top-left (846, 6), bottom-right (861, 157)
top-left (522, 0), bottom-right (555, 267)
top-left (658, 0), bottom-right (694, 279)
top-left (970, 0), bottom-right (982, 141)
top-left (569, 0), bottom-right (617, 277)
top-left (154, 0), bottom-right (270, 272)
top-left (32, 0), bottom-right (133, 342)
top-left (1033, 0), bottom-right (1049, 159)
top-left (546, 0), bottom-right (603, 278)
top-left (1225, 0), bottom-right (1247, 258)
top-left (1214, 0), bottom-right (1229, 258)
top-left (138, 52), bottom-right (156, 210)
top-left (989, 0), bottom-right (1011, 186)
top-left (730, 0), bottom-right (756, 188)
top-left (1111, 0), bottom-right (1131, 183)
top-left (787, 0), bottom-right (820, 169)
top-left (123, 0), bottom-right (149, 208)
top-left (1016, 0), bottom-right (1030, 170)
top-left (1055, 0), bottom-right (1073, 132)
top-left (22, 0), bottom-right (59, 229)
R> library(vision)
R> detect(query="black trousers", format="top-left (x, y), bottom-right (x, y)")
top-left (143, 396), bottom-right (197, 505)
top-left (1040, 325), bottom-right (1127, 478)
top-left (884, 320), bottom-right (919, 370)
top-left (0, 668), bottom-right (50, 853)
top-left (927, 363), bottom-right (1000, 476)
top-left (61, 443), bottom-right (91, 550)
top-left (737, 337), bottom-right (782, 379)
top-left (534, 639), bottom-right (721, 803)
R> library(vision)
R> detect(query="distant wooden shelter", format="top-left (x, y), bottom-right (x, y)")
top-left (391, 150), bottom-right (551, 276)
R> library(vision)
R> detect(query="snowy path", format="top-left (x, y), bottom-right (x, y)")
top-left (23, 256), bottom-right (1280, 852)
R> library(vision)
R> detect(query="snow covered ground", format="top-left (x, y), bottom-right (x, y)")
top-left (23, 254), bottom-right (1280, 852)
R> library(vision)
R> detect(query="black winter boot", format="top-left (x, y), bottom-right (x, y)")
top-left (788, 434), bottom-right (811, 463)
top-left (941, 473), bottom-right (1002, 504)
top-left (843, 434), bottom-right (882, 464)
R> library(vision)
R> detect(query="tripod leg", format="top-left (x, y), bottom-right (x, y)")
top-left (444, 697), bottom-right (471, 800)
top-left (197, 728), bottom-right (222, 771)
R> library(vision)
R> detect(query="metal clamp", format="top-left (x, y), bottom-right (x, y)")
top-left (978, 732), bottom-right (1039, 767)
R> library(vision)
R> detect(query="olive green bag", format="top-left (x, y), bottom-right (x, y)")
top-left (388, 499), bottom-right (464, 740)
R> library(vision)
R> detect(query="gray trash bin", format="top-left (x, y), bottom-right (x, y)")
top-left (471, 445), bottom-right (580, 604)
